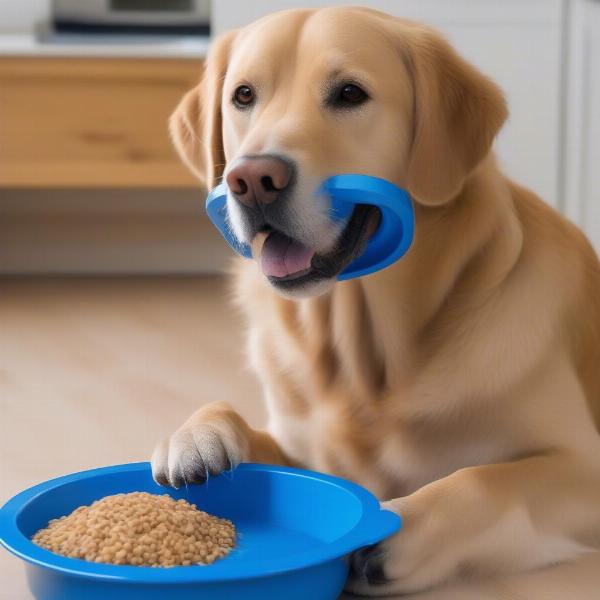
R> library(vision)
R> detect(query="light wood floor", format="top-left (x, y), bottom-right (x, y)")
top-left (0, 276), bottom-right (264, 599)
top-left (1, 276), bottom-right (599, 600)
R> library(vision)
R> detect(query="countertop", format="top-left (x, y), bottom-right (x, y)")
top-left (0, 32), bottom-right (210, 58)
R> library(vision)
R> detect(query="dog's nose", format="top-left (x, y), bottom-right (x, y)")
top-left (226, 156), bottom-right (293, 208)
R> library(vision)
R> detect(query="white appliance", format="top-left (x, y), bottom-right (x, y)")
top-left (52, 0), bottom-right (211, 34)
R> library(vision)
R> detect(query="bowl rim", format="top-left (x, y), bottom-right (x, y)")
top-left (0, 462), bottom-right (401, 583)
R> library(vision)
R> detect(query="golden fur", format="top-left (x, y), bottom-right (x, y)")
top-left (153, 7), bottom-right (600, 596)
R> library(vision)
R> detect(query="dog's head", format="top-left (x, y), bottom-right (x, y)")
top-left (170, 7), bottom-right (507, 298)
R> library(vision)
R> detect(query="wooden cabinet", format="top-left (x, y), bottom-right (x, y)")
top-left (0, 57), bottom-right (203, 187)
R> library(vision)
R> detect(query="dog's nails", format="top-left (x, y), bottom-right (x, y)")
top-left (351, 546), bottom-right (371, 573)
top-left (350, 544), bottom-right (388, 585)
top-left (153, 472), bottom-right (169, 487)
top-left (351, 545), bottom-right (376, 572)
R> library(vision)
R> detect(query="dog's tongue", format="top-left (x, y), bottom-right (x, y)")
top-left (260, 231), bottom-right (315, 278)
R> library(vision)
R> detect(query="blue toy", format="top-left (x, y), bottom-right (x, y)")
top-left (206, 174), bottom-right (415, 280)
top-left (0, 462), bottom-right (401, 600)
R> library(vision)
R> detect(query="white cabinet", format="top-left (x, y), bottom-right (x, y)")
top-left (213, 0), bottom-right (564, 208)
top-left (564, 0), bottom-right (600, 254)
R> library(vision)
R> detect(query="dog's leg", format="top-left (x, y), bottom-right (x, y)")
top-left (346, 449), bottom-right (600, 596)
top-left (346, 352), bottom-right (600, 596)
top-left (151, 401), bottom-right (292, 488)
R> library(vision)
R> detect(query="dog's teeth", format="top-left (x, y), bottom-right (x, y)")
top-left (251, 231), bottom-right (269, 259)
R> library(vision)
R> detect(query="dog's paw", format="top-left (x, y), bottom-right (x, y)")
top-left (151, 401), bottom-right (251, 488)
top-left (346, 538), bottom-right (405, 597)
top-left (345, 471), bottom-right (496, 596)
top-left (345, 498), bottom-right (453, 597)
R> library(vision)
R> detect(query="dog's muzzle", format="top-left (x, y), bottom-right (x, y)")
top-left (206, 174), bottom-right (415, 281)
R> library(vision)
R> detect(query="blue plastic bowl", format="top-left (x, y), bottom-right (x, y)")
top-left (0, 462), bottom-right (401, 600)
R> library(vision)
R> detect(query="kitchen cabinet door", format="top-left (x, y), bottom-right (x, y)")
top-left (0, 57), bottom-right (203, 188)
top-left (564, 0), bottom-right (600, 253)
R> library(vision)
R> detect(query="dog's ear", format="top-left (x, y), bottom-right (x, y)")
top-left (169, 30), bottom-right (237, 188)
top-left (400, 26), bottom-right (508, 205)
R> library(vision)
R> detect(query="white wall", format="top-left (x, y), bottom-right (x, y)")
top-left (0, 0), bottom-right (49, 32)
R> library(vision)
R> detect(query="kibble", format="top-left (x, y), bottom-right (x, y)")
top-left (31, 492), bottom-right (236, 567)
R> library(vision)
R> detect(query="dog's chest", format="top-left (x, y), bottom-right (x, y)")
top-left (267, 380), bottom-right (512, 498)
top-left (249, 284), bottom-right (514, 498)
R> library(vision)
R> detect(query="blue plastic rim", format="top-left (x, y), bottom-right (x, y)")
top-left (205, 174), bottom-right (415, 280)
top-left (0, 462), bottom-right (401, 600)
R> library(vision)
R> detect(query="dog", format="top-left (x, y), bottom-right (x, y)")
top-left (151, 7), bottom-right (600, 596)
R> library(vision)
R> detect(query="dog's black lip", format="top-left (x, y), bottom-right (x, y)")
top-left (268, 267), bottom-right (312, 283)
top-left (268, 268), bottom-right (328, 290)
top-left (267, 204), bottom-right (379, 289)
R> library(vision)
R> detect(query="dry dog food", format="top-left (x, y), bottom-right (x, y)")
top-left (32, 492), bottom-right (236, 567)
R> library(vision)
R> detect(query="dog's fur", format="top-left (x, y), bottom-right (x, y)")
top-left (152, 7), bottom-right (600, 595)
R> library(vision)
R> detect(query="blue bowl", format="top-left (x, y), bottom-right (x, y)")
top-left (0, 462), bottom-right (401, 600)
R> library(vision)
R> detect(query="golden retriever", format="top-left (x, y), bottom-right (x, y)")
top-left (151, 6), bottom-right (600, 596)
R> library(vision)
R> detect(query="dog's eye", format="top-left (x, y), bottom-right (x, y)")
top-left (233, 85), bottom-right (255, 108)
top-left (340, 84), bottom-right (367, 104)
top-left (329, 83), bottom-right (369, 108)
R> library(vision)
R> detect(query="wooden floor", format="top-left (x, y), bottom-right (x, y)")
top-left (0, 276), bottom-right (264, 599)
top-left (2, 276), bottom-right (599, 600)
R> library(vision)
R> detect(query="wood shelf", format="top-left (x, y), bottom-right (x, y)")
top-left (0, 57), bottom-right (203, 188)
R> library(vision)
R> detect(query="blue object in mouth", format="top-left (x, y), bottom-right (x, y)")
top-left (205, 174), bottom-right (415, 280)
